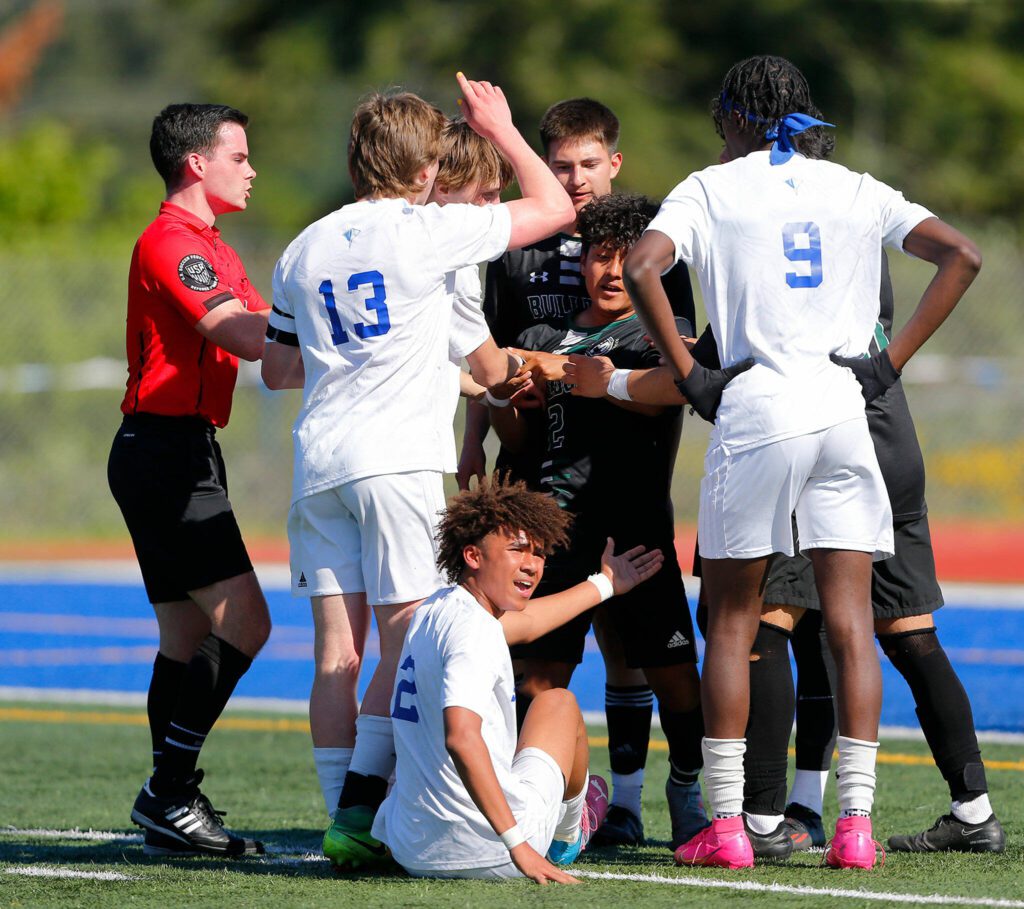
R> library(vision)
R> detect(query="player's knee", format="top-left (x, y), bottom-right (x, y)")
top-left (316, 650), bottom-right (363, 684)
top-left (531, 686), bottom-right (579, 715)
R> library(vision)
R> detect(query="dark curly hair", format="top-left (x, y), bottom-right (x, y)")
top-left (577, 192), bottom-right (657, 256)
top-left (435, 477), bottom-right (572, 584)
top-left (711, 55), bottom-right (834, 161)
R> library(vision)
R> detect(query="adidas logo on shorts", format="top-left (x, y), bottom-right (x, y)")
top-left (666, 630), bottom-right (689, 649)
top-left (297, 572), bottom-right (307, 589)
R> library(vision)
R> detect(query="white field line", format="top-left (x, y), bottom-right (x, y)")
top-left (1, 827), bottom-right (141, 842)
top-left (3, 865), bottom-right (139, 881)
top-left (575, 871), bottom-right (1024, 908)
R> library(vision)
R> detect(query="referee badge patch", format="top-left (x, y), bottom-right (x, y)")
top-left (178, 254), bottom-right (219, 292)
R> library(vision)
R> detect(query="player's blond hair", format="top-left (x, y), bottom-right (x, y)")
top-left (436, 118), bottom-right (513, 193)
top-left (348, 91), bottom-right (446, 199)
top-left (436, 477), bottom-right (571, 584)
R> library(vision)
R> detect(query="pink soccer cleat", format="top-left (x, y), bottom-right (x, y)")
top-left (824, 816), bottom-right (884, 870)
top-left (674, 815), bottom-right (754, 869)
top-left (581, 775), bottom-right (610, 851)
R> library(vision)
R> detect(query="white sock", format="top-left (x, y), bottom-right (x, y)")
top-left (553, 773), bottom-right (588, 843)
top-left (610, 768), bottom-right (643, 818)
top-left (744, 811), bottom-right (783, 834)
top-left (789, 769), bottom-right (829, 816)
top-left (836, 735), bottom-right (879, 817)
top-left (952, 793), bottom-right (993, 825)
top-left (702, 737), bottom-right (745, 819)
top-left (348, 715), bottom-right (396, 780)
top-left (313, 747), bottom-right (353, 817)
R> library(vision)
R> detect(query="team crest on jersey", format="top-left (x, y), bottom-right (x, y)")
top-left (178, 254), bottom-right (219, 292)
top-left (587, 336), bottom-right (618, 356)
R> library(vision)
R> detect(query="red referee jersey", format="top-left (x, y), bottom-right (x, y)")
top-left (120, 202), bottom-right (268, 428)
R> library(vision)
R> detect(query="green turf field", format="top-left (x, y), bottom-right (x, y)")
top-left (2, 701), bottom-right (1022, 908)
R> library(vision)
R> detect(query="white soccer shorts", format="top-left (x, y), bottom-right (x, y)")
top-left (287, 470), bottom-right (446, 605)
top-left (407, 746), bottom-right (567, 880)
top-left (698, 418), bottom-right (894, 561)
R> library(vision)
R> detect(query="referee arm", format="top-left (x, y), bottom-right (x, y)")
top-left (197, 298), bottom-right (269, 361)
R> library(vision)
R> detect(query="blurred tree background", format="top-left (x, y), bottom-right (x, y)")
top-left (2, 0), bottom-right (1023, 543)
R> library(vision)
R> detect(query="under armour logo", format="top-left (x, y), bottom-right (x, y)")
top-left (529, 271), bottom-right (549, 283)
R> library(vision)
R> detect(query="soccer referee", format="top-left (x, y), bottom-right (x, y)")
top-left (107, 103), bottom-right (271, 857)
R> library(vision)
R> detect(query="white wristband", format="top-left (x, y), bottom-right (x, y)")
top-left (587, 572), bottom-right (614, 603)
top-left (484, 388), bottom-right (511, 408)
top-left (499, 823), bottom-right (527, 850)
top-left (606, 368), bottom-right (633, 401)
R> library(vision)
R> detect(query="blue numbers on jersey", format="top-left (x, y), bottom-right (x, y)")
top-left (391, 654), bottom-right (419, 724)
top-left (782, 222), bottom-right (823, 288)
top-left (318, 270), bottom-right (391, 346)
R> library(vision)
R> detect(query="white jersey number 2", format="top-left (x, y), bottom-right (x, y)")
top-left (318, 270), bottom-right (391, 345)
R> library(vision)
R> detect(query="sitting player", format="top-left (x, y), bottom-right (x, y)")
top-left (488, 193), bottom-right (708, 852)
top-left (607, 55), bottom-right (980, 869)
top-left (372, 478), bottom-right (664, 881)
top-left (261, 74), bottom-right (575, 868)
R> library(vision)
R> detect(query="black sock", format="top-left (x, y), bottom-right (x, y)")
top-left (151, 634), bottom-right (252, 792)
top-left (878, 628), bottom-right (988, 801)
top-left (606, 684), bottom-right (654, 776)
top-left (147, 652), bottom-right (187, 766)
top-left (660, 704), bottom-right (704, 787)
top-left (337, 772), bottom-right (389, 811)
top-left (792, 612), bottom-right (838, 772)
top-left (743, 622), bottom-right (794, 816)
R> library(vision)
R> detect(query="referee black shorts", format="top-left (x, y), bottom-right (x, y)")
top-left (107, 413), bottom-right (253, 604)
top-left (510, 531), bottom-right (697, 669)
top-left (760, 513), bottom-right (943, 619)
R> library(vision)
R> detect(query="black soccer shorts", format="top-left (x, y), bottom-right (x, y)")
top-left (107, 413), bottom-right (253, 604)
top-left (761, 513), bottom-right (943, 619)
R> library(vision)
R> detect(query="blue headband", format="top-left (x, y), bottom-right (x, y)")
top-left (719, 93), bottom-right (834, 165)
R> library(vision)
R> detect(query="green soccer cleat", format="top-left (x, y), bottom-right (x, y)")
top-left (322, 805), bottom-right (391, 871)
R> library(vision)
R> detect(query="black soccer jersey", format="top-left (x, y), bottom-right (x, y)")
top-left (485, 230), bottom-right (696, 487)
top-left (516, 314), bottom-right (693, 528)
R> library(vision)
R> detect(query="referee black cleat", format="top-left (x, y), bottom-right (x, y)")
top-left (744, 817), bottom-right (794, 860)
top-left (132, 771), bottom-right (265, 858)
top-left (887, 813), bottom-right (1005, 854)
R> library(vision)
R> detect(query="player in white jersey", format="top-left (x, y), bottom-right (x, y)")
top-left (287, 117), bottom-right (523, 828)
top-left (372, 479), bottom-right (663, 882)
top-left (614, 55), bottom-right (981, 869)
top-left (261, 75), bottom-right (575, 869)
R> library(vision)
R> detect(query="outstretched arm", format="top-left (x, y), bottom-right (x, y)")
top-left (457, 74), bottom-right (575, 249)
top-left (444, 707), bottom-right (579, 885)
top-left (500, 539), bottom-right (664, 646)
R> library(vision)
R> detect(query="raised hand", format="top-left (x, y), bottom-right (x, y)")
top-left (599, 537), bottom-right (664, 596)
top-left (456, 72), bottom-right (513, 143)
top-left (564, 354), bottom-right (614, 398)
top-left (509, 842), bottom-right (581, 885)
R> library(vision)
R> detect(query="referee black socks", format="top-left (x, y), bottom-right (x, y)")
top-left (151, 634), bottom-right (252, 792)
top-left (147, 652), bottom-right (187, 764)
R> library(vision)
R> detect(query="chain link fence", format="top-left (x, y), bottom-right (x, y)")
top-left (1, 224), bottom-right (1021, 546)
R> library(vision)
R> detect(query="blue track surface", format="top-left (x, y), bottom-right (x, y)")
top-left (1, 579), bottom-right (1022, 732)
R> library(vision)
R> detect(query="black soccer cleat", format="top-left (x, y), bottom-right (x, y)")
top-left (783, 802), bottom-right (826, 851)
top-left (588, 805), bottom-right (645, 848)
top-left (887, 813), bottom-right (1005, 854)
top-left (131, 771), bottom-right (265, 858)
top-left (743, 817), bottom-right (794, 860)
